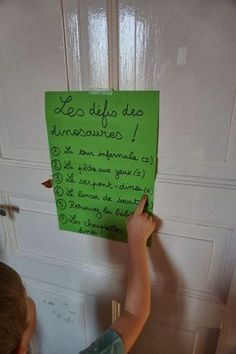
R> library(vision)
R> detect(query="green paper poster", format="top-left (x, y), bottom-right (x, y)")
top-left (45, 90), bottom-right (159, 242)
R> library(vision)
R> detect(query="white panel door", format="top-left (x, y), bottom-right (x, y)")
top-left (0, 0), bottom-right (236, 353)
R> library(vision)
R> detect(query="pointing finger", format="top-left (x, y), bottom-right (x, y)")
top-left (134, 195), bottom-right (147, 215)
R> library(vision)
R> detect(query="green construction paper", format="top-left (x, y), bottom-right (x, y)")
top-left (45, 90), bottom-right (159, 243)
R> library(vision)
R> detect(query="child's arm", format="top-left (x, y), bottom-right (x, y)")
top-left (111, 195), bottom-right (156, 353)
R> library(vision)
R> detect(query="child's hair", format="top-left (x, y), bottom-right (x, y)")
top-left (0, 262), bottom-right (27, 354)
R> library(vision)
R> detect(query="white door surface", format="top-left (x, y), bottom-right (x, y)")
top-left (0, 1), bottom-right (236, 353)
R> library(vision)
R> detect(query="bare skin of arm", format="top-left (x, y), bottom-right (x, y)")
top-left (112, 195), bottom-right (156, 353)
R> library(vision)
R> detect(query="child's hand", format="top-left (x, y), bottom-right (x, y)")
top-left (127, 195), bottom-right (156, 244)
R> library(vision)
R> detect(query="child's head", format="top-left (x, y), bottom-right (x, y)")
top-left (0, 262), bottom-right (36, 354)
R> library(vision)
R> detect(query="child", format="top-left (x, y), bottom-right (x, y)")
top-left (0, 262), bottom-right (36, 354)
top-left (80, 194), bottom-right (156, 353)
top-left (0, 195), bottom-right (156, 354)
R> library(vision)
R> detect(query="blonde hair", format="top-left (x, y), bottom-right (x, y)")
top-left (0, 262), bottom-right (27, 354)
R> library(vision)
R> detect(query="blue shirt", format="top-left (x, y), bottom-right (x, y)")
top-left (79, 328), bottom-right (125, 354)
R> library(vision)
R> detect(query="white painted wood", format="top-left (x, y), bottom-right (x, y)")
top-left (0, 192), bottom-right (18, 250)
top-left (0, 0), bottom-right (236, 353)
top-left (10, 195), bottom-right (127, 272)
top-left (2, 249), bottom-right (224, 323)
top-left (0, 0), bottom-right (67, 162)
top-left (153, 225), bottom-right (232, 298)
top-left (7, 193), bottom-right (233, 303)
top-left (216, 232), bottom-right (236, 353)
top-left (1, 161), bottom-right (236, 229)
top-left (131, 322), bottom-right (221, 354)
top-left (155, 180), bottom-right (236, 228)
top-left (63, 0), bottom-right (109, 90)
top-left (226, 89), bottom-right (236, 163)
top-left (119, 0), bottom-right (236, 180)
top-left (24, 279), bottom-right (98, 354)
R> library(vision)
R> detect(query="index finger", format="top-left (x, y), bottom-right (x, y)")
top-left (134, 195), bottom-right (147, 215)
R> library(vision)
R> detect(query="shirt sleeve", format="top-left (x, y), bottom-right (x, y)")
top-left (79, 328), bottom-right (125, 354)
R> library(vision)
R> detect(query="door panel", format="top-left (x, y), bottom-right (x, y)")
top-left (0, 0), bottom-right (66, 162)
top-left (63, 0), bottom-right (110, 90)
top-left (0, 1), bottom-right (236, 353)
top-left (119, 0), bottom-right (236, 171)
top-left (25, 280), bottom-right (98, 354)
